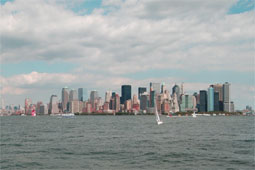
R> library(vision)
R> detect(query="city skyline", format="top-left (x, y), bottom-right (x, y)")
top-left (1, 0), bottom-right (254, 110)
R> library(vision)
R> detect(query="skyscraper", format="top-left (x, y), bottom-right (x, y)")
top-left (62, 87), bottom-right (69, 112)
top-left (105, 91), bottom-right (112, 103)
top-left (138, 87), bottom-right (146, 100)
top-left (223, 82), bottom-right (230, 112)
top-left (49, 95), bottom-right (59, 114)
top-left (90, 90), bottom-right (99, 110)
top-left (69, 89), bottom-right (78, 101)
top-left (199, 90), bottom-right (207, 112)
top-left (161, 82), bottom-right (166, 93)
top-left (78, 88), bottom-right (87, 101)
top-left (207, 87), bottom-right (214, 112)
top-left (121, 85), bottom-right (131, 104)
top-left (150, 83), bottom-right (161, 95)
top-left (214, 92), bottom-right (220, 111)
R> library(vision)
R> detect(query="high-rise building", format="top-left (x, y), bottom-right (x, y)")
top-left (172, 84), bottom-right (181, 106)
top-left (49, 95), bottom-right (59, 114)
top-left (180, 95), bottom-right (196, 112)
top-left (62, 87), bottom-right (69, 112)
top-left (69, 100), bottom-right (79, 113)
top-left (121, 85), bottom-right (131, 104)
top-left (150, 90), bottom-right (156, 107)
top-left (223, 82), bottom-right (230, 112)
top-left (140, 92), bottom-right (149, 111)
top-left (207, 87), bottom-right (214, 112)
top-left (90, 90), bottom-right (99, 110)
top-left (105, 91), bottom-right (112, 103)
top-left (78, 88), bottom-right (87, 101)
top-left (199, 90), bottom-right (207, 112)
top-left (161, 82), bottom-right (166, 93)
top-left (39, 104), bottom-right (48, 115)
top-left (24, 98), bottom-right (32, 115)
top-left (150, 83), bottom-right (161, 95)
top-left (212, 84), bottom-right (223, 101)
top-left (214, 92), bottom-right (220, 111)
top-left (138, 87), bottom-right (146, 100)
top-left (69, 89), bottom-right (78, 101)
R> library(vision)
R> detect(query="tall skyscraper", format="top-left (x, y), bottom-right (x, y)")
top-left (223, 82), bottom-right (230, 112)
top-left (69, 89), bottom-right (78, 101)
top-left (140, 92), bottom-right (149, 111)
top-left (161, 82), bottom-right (166, 93)
top-left (90, 90), bottom-right (99, 109)
top-left (121, 85), bottom-right (131, 104)
top-left (212, 84), bottom-right (223, 111)
top-left (150, 83), bottom-right (161, 95)
top-left (138, 87), bottom-right (146, 100)
top-left (62, 87), bottom-right (69, 112)
top-left (105, 91), bottom-right (112, 103)
top-left (199, 90), bottom-right (207, 112)
top-left (49, 95), bottom-right (59, 114)
top-left (207, 87), bottom-right (214, 112)
top-left (78, 88), bottom-right (87, 101)
top-left (214, 92), bottom-right (220, 111)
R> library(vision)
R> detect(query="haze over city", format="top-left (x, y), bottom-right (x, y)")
top-left (0, 0), bottom-right (254, 110)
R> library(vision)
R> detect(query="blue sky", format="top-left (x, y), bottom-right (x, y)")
top-left (0, 0), bottom-right (254, 109)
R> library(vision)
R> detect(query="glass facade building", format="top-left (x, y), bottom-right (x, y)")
top-left (199, 90), bottom-right (207, 112)
top-left (121, 85), bottom-right (131, 104)
top-left (207, 87), bottom-right (214, 112)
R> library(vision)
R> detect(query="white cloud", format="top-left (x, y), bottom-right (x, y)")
top-left (0, 0), bottom-right (253, 109)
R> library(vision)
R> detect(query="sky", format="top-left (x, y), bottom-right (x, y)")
top-left (0, 0), bottom-right (254, 110)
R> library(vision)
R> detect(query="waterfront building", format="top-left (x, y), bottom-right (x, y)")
top-left (69, 89), bottom-right (78, 101)
top-left (207, 87), bottom-right (214, 112)
top-left (172, 84), bottom-right (181, 107)
top-left (172, 93), bottom-right (179, 113)
top-left (78, 88), bottom-right (87, 101)
top-left (199, 90), bottom-right (207, 112)
top-left (140, 92), bottom-right (149, 111)
top-left (214, 92), bottom-right (220, 111)
top-left (90, 90), bottom-right (99, 110)
top-left (180, 95), bottom-right (196, 112)
top-left (121, 85), bottom-right (131, 104)
top-left (39, 104), bottom-right (48, 115)
top-left (62, 87), bottom-right (69, 112)
top-left (161, 82), bottom-right (166, 94)
top-left (115, 94), bottom-right (120, 112)
top-left (150, 82), bottom-right (161, 95)
top-left (224, 101), bottom-right (235, 112)
top-left (124, 99), bottom-right (132, 112)
top-left (105, 91), bottom-right (112, 103)
top-left (138, 87), bottom-right (146, 100)
top-left (24, 98), bottom-right (32, 115)
top-left (69, 100), bottom-right (79, 113)
top-left (49, 95), bottom-right (59, 114)
top-left (36, 101), bottom-right (43, 114)
top-left (212, 84), bottom-right (223, 111)
top-left (150, 90), bottom-right (155, 107)
top-left (223, 82), bottom-right (231, 112)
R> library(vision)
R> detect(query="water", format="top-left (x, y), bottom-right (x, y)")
top-left (0, 116), bottom-right (254, 169)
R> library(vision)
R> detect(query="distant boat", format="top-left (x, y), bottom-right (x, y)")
top-left (192, 111), bottom-right (197, 118)
top-left (154, 100), bottom-right (163, 125)
top-left (62, 113), bottom-right (75, 118)
top-left (31, 109), bottom-right (36, 117)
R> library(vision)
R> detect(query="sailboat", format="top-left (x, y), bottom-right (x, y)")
top-left (192, 111), bottom-right (197, 118)
top-left (155, 100), bottom-right (163, 125)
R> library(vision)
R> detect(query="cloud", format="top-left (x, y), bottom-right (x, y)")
top-left (0, 0), bottom-right (253, 109)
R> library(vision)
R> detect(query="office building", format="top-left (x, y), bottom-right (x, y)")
top-left (199, 90), bottom-right (207, 112)
top-left (150, 82), bottom-right (161, 95)
top-left (62, 87), bottom-right (69, 112)
top-left (138, 87), bottom-right (146, 100)
top-left (214, 92), bottom-right (220, 111)
top-left (78, 88), bottom-right (87, 101)
top-left (49, 95), bottom-right (59, 114)
top-left (207, 87), bottom-right (214, 112)
top-left (121, 85), bottom-right (131, 104)
top-left (223, 82), bottom-right (231, 112)
top-left (69, 89), bottom-right (78, 101)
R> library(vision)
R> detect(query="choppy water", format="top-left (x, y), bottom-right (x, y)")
top-left (0, 116), bottom-right (254, 169)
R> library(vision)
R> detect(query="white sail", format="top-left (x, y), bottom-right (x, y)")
top-left (154, 99), bottom-right (163, 125)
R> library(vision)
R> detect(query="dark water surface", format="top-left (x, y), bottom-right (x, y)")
top-left (1, 116), bottom-right (254, 169)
